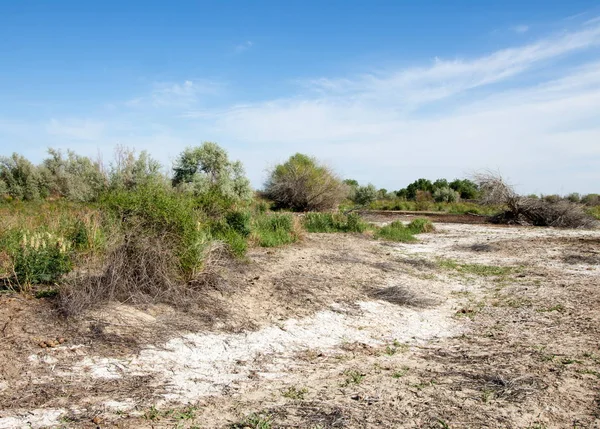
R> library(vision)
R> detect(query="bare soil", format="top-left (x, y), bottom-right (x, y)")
top-left (1, 222), bottom-right (599, 428)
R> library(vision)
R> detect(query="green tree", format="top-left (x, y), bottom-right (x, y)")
top-left (41, 148), bottom-right (106, 201)
top-left (0, 153), bottom-right (47, 201)
top-left (406, 178), bottom-right (433, 200)
top-left (353, 184), bottom-right (378, 206)
top-left (172, 142), bottom-right (252, 201)
top-left (109, 147), bottom-right (164, 191)
top-left (449, 179), bottom-right (479, 199)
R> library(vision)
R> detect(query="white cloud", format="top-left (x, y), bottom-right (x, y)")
top-left (125, 80), bottom-right (221, 108)
top-left (200, 22), bottom-right (600, 193)
top-left (234, 40), bottom-right (253, 54)
top-left (512, 24), bottom-right (530, 34)
top-left (46, 119), bottom-right (105, 140)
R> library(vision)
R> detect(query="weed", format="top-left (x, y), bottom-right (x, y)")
top-left (231, 413), bottom-right (272, 429)
top-left (537, 304), bottom-right (565, 313)
top-left (251, 213), bottom-right (298, 247)
top-left (392, 366), bottom-right (410, 378)
top-left (282, 386), bottom-right (308, 400)
top-left (375, 221), bottom-right (417, 242)
top-left (342, 369), bottom-right (365, 386)
top-left (303, 211), bottom-right (367, 233)
top-left (438, 259), bottom-right (515, 276)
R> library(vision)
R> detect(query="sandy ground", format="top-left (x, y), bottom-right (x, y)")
top-left (0, 222), bottom-right (599, 428)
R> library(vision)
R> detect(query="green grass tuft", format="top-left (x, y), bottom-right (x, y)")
top-left (303, 212), bottom-right (367, 233)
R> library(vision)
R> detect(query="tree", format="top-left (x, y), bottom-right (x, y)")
top-left (353, 184), bottom-right (378, 206)
top-left (264, 153), bottom-right (346, 211)
top-left (41, 148), bottom-right (107, 201)
top-left (109, 147), bottom-right (163, 191)
top-left (449, 179), bottom-right (479, 199)
top-left (406, 178), bottom-right (433, 200)
top-left (173, 142), bottom-right (253, 201)
top-left (432, 179), bottom-right (449, 190)
top-left (0, 153), bottom-right (47, 201)
top-left (433, 187), bottom-right (460, 203)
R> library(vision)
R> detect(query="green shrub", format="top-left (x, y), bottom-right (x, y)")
top-left (264, 153), bottom-right (347, 211)
top-left (251, 213), bottom-right (298, 247)
top-left (41, 148), bottom-right (106, 202)
top-left (226, 209), bottom-right (252, 237)
top-left (108, 147), bottom-right (164, 191)
top-left (352, 184), bottom-right (378, 206)
top-left (12, 231), bottom-right (73, 285)
top-left (375, 221), bottom-right (417, 242)
top-left (173, 142), bottom-right (253, 201)
top-left (0, 153), bottom-right (48, 201)
top-left (407, 218), bottom-right (435, 233)
top-left (303, 212), bottom-right (367, 233)
top-left (433, 187), bottom-right (460, 203)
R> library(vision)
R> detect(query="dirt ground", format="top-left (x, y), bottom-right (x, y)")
top-left (0, 221), bottom-right (599, 428)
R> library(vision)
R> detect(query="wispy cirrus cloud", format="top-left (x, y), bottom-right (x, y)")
top-left (46, 118), bottom-right (105, 141)
top-left (234, 40), bottom-right (253, 54)
top-left (512, 24), bottom-right (530, 34)
top-left (126, 80), bottom-right (221, 108)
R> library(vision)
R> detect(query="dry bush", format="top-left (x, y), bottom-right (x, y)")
top-left (369, 285), bottom-right (436, 308)
top-left (57, 230), bottom-right (226, 316)
top-left (474, 172), bottom-right (597, 229)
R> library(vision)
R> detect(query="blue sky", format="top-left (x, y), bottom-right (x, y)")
top-left (1, 1), bottom-right (600, 194)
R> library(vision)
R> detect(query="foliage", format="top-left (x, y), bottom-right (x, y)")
top-left (352, 184), bottom-right (378, 206)
top-left (12, 231), bottom-right (73, 285)
top-left (41, 148), bottom-right (106, 202)
top-left (0, 153), bottom-right (48, 201)
top-left (172, 142), bottom-right (253, 201)
top-left (405, 178), bottom-right (434, 200)
top-left (108, 146), bottom-right (164, 191)
top-left (374, 221), bottom-right (417, 242)
top-left (449, 179), bottom-right (479, 199)
top-left (264, 153), bottom-right (347, 211)
top-left (433, 187), bottom-right (460, 203)
top-left (407, 218), bottom-right (435, 233)
top-left (303, 212), bottom-right (367, 233)
top-left (250, 213), bottom-right (299, 247)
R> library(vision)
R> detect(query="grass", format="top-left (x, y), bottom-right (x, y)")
top-left (230, 413), bottom-right (272, 429)
top-left (342, 369), bottom-right (365, 386)
top-left (374, 218), bottom-right (434, 242)
top-left (250, 212), bottom-right (299, 247)
top-left (282, 386), bottom-right (308, 399)
top-left (438, 258), bottom-right (516, 276)
top-left (392, 366), bottom-right (410, 378)
top-left (303, 211), bottom-right (367, 233)
top-left (363, 198), bottom-right (500, 215)
top-left (374, 221), bottom-right (417, 242)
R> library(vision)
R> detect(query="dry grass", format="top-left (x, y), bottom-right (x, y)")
top-left (368, 285), bottom-right (436, 308)
top-left (56, 229), bottom-right (227, 316)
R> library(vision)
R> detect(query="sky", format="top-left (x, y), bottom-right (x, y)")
top-left (1, 1), bottom-right (600, 194)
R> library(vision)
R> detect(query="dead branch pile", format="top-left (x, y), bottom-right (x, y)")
top-left (474, 172), bottom-right (597, 229)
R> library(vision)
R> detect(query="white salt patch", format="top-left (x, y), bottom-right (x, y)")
top-left (71, 298), bottom-right (459, 404)
top-left (0, 408), bottom-right (64, 429)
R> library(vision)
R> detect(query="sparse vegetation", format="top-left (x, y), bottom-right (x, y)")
top-left (303, 212), bottom-right (367, 233)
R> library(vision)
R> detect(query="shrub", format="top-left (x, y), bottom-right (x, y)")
top-left (375, 221), bottom-right (417, 242)
top-left (352, 184), bottom-right (378, 206)
top-left (582, 194), bottom-right (600, 206)
top-left (566, 193), bottom-right (581, 203)
top-left (407, 218), bottom-right (435, 233)
top-left (449, 179), bottom-right (479, 199)
top-left (41, 148), bottom-right (106, 202)
top-left (406, 178), bottom-right (434, 200)
top-left (225, 209), bottom-right (252, 237)
top-left (251, 213), bottom-right (299, 247)
top-left (475, 172), bottom-right (597, 228)
top-left (303, 212), bottom-right (367, 233)
top-left (433, 187), bottom-right (460, 203)
top-left (173, 142), bottom-right (252, 201)
top-left (12, 231), bottom-right (73, 286)
top-left (0, 153), bottom-right (48, 201)
top-left (108, 146), bottom-right (164, 191)
top-left (264, 153), bottom-right (347, 211)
